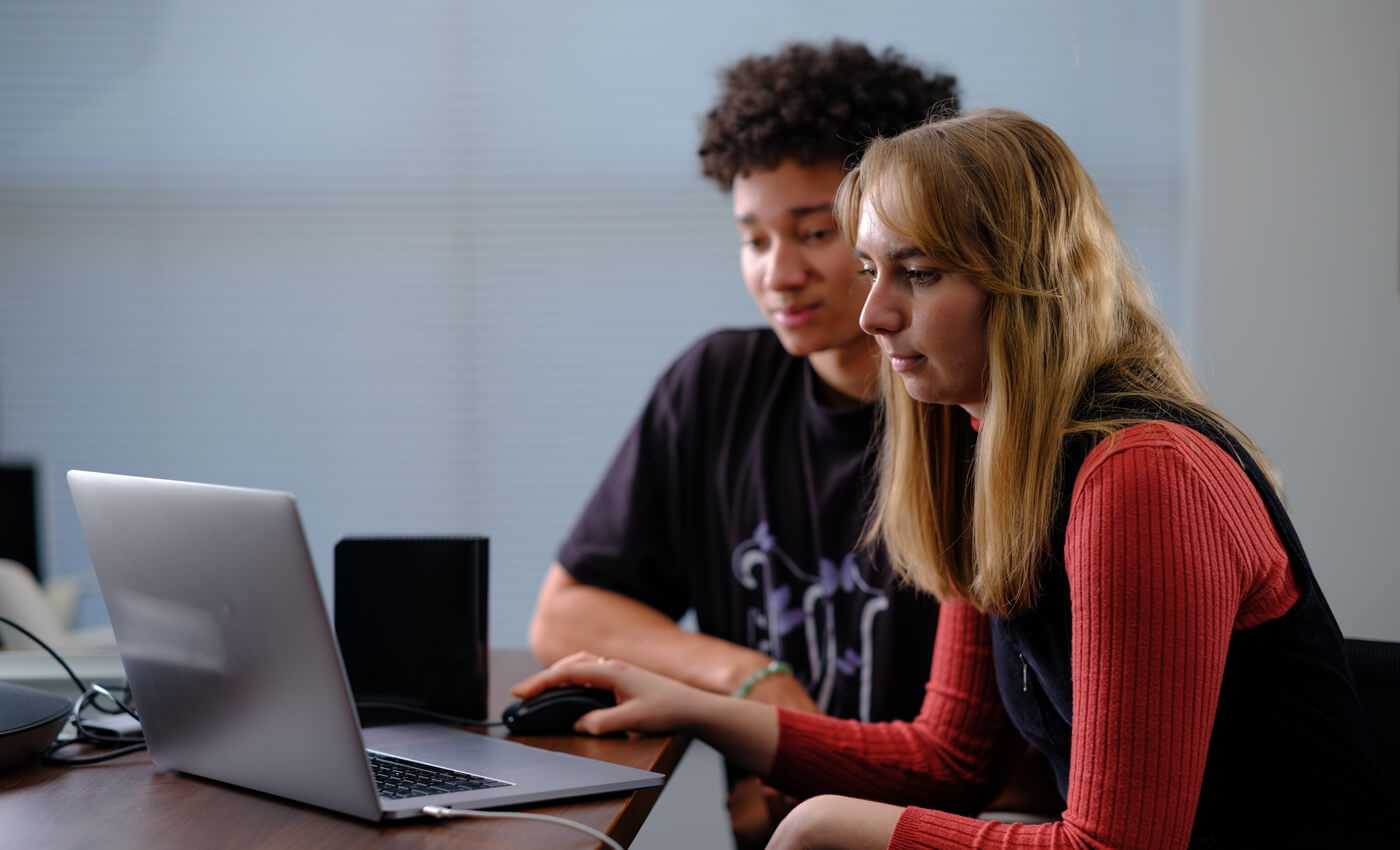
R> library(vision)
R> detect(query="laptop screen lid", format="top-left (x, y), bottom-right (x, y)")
top-left (67, 470), bottom-right (662, 821)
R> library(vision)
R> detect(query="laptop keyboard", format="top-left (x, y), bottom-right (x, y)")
top-left (368, 750), bottom-right (510, 800)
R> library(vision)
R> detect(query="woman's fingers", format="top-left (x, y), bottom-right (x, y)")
top-left (576, 694), bottom-right (669, 736)
top-left (553, 650), bottom-right (602, 666)
top-left (512, 656), bottom-right (708, 737)
top-left (573, 705), bottom-right (626, 736)
top-left (511, 657), bottom-right (619, 698)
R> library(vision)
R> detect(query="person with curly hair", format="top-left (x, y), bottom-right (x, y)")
top-left (527, 41), bottom-right (974, 846)
top-left (519, 109), bottom-right (1394, 850)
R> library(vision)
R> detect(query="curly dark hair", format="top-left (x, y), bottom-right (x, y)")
top-left (698, 40), bottom-right (959, 189)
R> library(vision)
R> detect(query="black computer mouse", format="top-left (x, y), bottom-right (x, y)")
top-left (501, 685), bottom-right (616, 735)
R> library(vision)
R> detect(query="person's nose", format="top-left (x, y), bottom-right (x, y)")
top-left (763, 239), bottom-right (808, 292)
top-left (860, 274), bottom-right (905, 337)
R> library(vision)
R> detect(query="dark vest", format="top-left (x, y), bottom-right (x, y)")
top-left (989, 407), bottom-right (1395, 849)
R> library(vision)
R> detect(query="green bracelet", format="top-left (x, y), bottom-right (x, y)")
top-left (731, 660), bottom-right (795, 699)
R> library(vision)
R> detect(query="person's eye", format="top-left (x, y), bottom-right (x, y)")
top-left (856, 266), bottom-right (877, 279)
top-left (906, 268), bottom-right (944, 286)
top-left (802, 228), bottom-right (835, 243)
top-left (740, 235), bottom-right (767, 251)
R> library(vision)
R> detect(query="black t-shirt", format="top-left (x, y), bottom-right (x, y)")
top-left (558, 328), bottom-right (937, 722)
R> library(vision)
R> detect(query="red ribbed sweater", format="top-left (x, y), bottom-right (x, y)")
top-left (765, 422), bottom-right (1301, 849)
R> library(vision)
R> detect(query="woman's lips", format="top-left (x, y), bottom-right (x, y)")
top-left (773, 303), bottom-right (819, 328)
top-left (887, 352), bottom-right (925, 373)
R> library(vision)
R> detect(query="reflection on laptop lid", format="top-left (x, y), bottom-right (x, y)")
top-left (67, 469), bottom-right (661, 821)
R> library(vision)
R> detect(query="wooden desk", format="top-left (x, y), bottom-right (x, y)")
top-left (0, 650), bottom-right (687, 850)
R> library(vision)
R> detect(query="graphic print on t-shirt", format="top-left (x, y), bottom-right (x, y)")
top-left (731, 521), bottom-right (890, 722)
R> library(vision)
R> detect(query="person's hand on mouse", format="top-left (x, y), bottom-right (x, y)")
top-left (516, 652), bottom-right (784, 778)
top-left (512, 652), bottom-right (723, 737)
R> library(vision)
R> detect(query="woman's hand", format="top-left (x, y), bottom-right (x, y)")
top-left (766, 795), bottom-right (904, 850)
top-left (512, 651), bottom-right (722, 736)
top-left (512, 651), bottom-right (783, 775)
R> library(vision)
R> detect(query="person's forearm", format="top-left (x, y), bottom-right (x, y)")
top-left (683, 688), bottom-right (781, 776)
top-left (529, 563), bottom-right (771, 695)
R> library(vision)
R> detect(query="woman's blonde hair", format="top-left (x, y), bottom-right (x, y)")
top-left (837, 108), bottom-right (1274, 617)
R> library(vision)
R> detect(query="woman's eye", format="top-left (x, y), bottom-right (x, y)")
top-left (907, 268), bottom-right (943, 285)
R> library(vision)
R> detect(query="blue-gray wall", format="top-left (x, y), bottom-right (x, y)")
top-left (0, 1), bottom-right (1189, 646)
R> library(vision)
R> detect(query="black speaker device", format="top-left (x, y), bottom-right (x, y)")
top-left (0, 682), bottom-right (68, 772)
top-left (333, 537), bottom-right (488, 726)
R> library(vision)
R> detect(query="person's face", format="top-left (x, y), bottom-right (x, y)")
top-left (855, 198), bottom-right (990, 418)
top-left (732, 160), bottom-right (869, 359)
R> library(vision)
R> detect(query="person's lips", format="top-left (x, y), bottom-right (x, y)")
top-left (885, 351), bottom-right (925, 373)
top-left (772, 303), bottom-right (819, 328)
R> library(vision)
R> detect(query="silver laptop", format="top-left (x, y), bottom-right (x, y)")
top-left (67, 469), bottom-right (662, 821)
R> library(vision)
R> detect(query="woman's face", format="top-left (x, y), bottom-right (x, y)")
top-left (855, 198), bottom-right (990, 419)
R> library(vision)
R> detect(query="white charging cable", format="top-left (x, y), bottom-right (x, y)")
top-left (421, 805), bottom-right (624, 850)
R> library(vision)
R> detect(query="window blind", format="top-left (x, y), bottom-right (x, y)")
top-left (0, 0), bottom-right (1184, 643)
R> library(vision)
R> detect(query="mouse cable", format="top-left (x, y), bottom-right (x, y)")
top-left (354, 700), bottom-right (505, 728)
top-left (421, 805), bottom-right (623, 850)
top-left (0, 615), bottom-right (147, 765)
top-left (0, 615), bottom-right (88, 694)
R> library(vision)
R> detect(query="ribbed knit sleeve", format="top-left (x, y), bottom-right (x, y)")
top-left (765, 599), bottom-right (1022, 814)
top-left (771, 422), bottom-right (1298, 850)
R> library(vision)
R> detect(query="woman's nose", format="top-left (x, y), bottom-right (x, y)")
top-left (860, 277), bottom-right (903, 336)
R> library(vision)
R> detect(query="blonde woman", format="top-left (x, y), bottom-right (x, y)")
top-left (517, 109), bottom-right (1392, 849)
